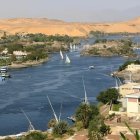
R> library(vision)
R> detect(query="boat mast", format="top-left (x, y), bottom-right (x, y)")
top-left (47, 96), bottom-right (59, 123)
top-left (82, 77), bottom-right (89, 105)
top-left (60, 50), bottom-right (64, 60)
top-left (21, 109), bottom-right (35, 131)
top-left (115, 77), bottom-right (119, 89)
top-left (58, 102), bottom-right (62, 122)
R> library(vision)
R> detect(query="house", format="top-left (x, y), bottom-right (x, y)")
top-left (13, 51), bottom-right (28, 59)
top-left (126, 93), bottom-right (140, 113)
top-left (119, 82), bottom-right (140, 97)
top-left (126, 64), bottom-right (140, 72)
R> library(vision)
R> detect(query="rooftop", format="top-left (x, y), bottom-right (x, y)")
top-left (119, 82), bottom-right (140, 88)
top-left (126, 93), bottom-right (140, 98)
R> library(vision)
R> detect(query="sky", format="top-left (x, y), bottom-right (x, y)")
top-left (0, 0), bottom-right (140, 22)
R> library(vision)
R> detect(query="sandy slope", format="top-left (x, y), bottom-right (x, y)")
top-left (0, 17), bottom-right (140, 37)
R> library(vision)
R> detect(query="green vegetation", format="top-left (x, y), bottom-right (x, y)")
top-left (89, 31), bottom-right (105, 38)
top-left (26, 33), bottom-right (73, 43)
top-left (118, 60), bottom-right (140, 71)
top-left (75, 103), bottom-right (110, 140)
top-left (94, 39), bottom-right (107, 43)
top-left (97, 88), bottom-right (119, 104)
top-left (112, 103), bottom-right (122, 111)
top-left (75, 104), bottom-right (99, 128)
top-left (53, 121), bottom-right (69, 137)
top-left (81, 39), bottom-right (135, 57)
top-left (0, 33), bottom-right (74, 66)
top-left (4, 131), bottom-right (48, 140)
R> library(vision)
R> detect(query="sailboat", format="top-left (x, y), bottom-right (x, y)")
top-left (60, 50), bottom-right (64, 60)
top-left (65, 54), bottom-right (71, 64)
top-left (82, 77), bottom-right (89, 105)
top-left (21, 109), bottom-right (35, 132)
top-left (70, 43), bottom-right (72, 50)
top-left (47, 96), bottom-right (59, 123)
top-left (73, 44), bottom-right (76, 51)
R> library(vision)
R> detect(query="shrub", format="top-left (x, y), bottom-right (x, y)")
top-left (53, 121), bottom-right (69, 137)
top-left (23, 131), bottom-right (47, 140)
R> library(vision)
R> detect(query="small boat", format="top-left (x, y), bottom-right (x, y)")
top-left (60, 50), bottom-right (64, 60)
top-left (65, 54), bottom-right (71, 64)
top-left (89, 65), bottom-right (95, 69)
top-left (0, 72), bottom-right (11, 78)
top-left (0, 66), bottom-right (11, 78)
top-left (67, 116), bottom-right (76, 122)
top-left (0, 66), bottom-right (8, 73)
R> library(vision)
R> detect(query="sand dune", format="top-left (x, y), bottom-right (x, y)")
top-left (0, 17), bottom-right (140, 37)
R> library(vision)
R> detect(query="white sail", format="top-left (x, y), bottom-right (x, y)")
top-left (65, 54), bottom-right (71, 64)
top-left (70, 43), bottom-right (73, 50)
top-left (60, 50), bottom-right (64, 60)
top-left (73, 44), bottom-right (76, 50)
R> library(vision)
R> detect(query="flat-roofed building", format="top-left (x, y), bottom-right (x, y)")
top-left (119, 82), bottom-right (140, 97)
top-left (126, 93), bottom-right (140, 113)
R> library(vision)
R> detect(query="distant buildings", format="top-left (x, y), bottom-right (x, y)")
top-left (13, 51), bottom-right (28, 59)
top-left (126, 63), bottom-right (140, 72)
top-left (13, 51), bottom-right (27, 56)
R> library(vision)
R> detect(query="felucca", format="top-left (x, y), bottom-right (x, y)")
top-left (65, 54), bottom-right (71, 64)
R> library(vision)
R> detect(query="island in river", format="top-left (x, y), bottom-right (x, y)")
top-left (81, 39), bottom-right (136, 57)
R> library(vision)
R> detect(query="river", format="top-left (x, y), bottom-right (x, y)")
top-left (0, 36), bottom-right (139, 135)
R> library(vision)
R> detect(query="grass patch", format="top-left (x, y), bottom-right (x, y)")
top-left (112, 103), bottom-right (122, 111)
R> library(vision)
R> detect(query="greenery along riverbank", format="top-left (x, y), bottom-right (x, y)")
top-left (81, 38), bottom-right (136, 57)
top-left (0, 33), bottom-right (77, 67)
top-left (2, 88), bottom-right (120, 140)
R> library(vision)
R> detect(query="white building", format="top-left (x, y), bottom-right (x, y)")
top-left (126, 64), bottom-right (140, 72)
top-left (126, 93), bottom-right (140, 113)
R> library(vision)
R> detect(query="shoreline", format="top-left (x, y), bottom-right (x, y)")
top-left (7, 58), bottom-right (49, 69)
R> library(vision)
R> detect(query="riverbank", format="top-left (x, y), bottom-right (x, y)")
top-left (8, 58), bottom-right (48, 69)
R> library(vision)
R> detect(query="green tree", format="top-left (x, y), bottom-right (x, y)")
top-left (88, 117), bottom-right (103, 140)
top-left (75, 104), bottom-right (99, 128)
top-left (88, 117), bottom-right (110, 140)
top-left (97, 88), bottom-right (119, 104)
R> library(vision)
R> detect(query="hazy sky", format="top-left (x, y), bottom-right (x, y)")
top-left (0, 0), bottom-right (140, 22)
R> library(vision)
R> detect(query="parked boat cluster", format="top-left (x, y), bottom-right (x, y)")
top-left (0, 66), bottom-right (11, 81)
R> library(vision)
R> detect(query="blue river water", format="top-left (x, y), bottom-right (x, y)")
top-left (0, 36), bottom-right (139, 135)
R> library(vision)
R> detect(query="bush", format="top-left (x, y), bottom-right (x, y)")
top-left (75, 121), bottom-right (84, 131)
top-left (67, 128), bottom-right (75, 136)
top-left (23, 131), bottom-right (47, 140)
top-left (53, 121), bottom-right (69, 137)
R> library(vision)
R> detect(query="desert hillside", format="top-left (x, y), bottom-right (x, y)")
top-left (0, 17), bottom-right (140, 37)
